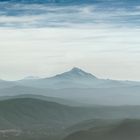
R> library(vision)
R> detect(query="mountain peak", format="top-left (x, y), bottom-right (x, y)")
top-left (53, 67), bottom-right (97, 80)
top-left (71, 67), bottom-right (84, 72)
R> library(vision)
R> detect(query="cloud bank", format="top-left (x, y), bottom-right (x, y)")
top-left (0, 1), bottom-right (140, 80)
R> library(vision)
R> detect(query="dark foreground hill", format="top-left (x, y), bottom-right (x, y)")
top-left (64, 119), bottom-right (140, 140)
top-left (0, 94), bottom-right (85, 106)
top-left (1, 97), bottom-right (140, 140)
top-left (0, 97), bottom-right (97, 140)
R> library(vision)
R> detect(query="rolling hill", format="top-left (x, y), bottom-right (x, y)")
top-left (0, 68), bottom-right (140, 106)
top-left (0, 94), bottom-right (86, 106)
top-left (0, 97), bottom-right (97, 140)
top-left (1, 97), bottom-right (140, 139)
top-left (64, 119), bottom-right (140, 140)
top-left (17, 67), bottom-right (140, 89)
top-left (0, 80), bottom-right (15, 89)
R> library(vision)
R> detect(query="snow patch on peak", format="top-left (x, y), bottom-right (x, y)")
top-left (53, 67), bottom-right (97, 80)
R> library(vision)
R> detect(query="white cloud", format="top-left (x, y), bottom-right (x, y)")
top-left (0, 3), bottom-right (140, 80)
top-left (0, 4), bottom-right (139, 28)
top-left (0, 27), bottom-right (140, 80)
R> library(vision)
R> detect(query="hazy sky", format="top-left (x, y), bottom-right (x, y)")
top-left (0, 2), bottom-right (140, 80)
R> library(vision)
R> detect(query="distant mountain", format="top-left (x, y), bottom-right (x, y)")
top-left (44, 86), bottom-right (140, 105)
top-left (0, 67), bottom-right (140, 106)
top-left (0, 80), bottom-right (15, 89)
top-left (50, 67), bottom-right (97, 80)
top-left (17, 67), bottom-right (137, 89)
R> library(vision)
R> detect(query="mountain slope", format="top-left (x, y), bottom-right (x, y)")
top-left (0, 97), bottom-right (94, 129)
top-left (0, 67), bottom-right (140, 106)
top-left (0, 94), bottom-right (86, 106)
top-left (0, 98), bottom-right (96, 140)
top-left (50, 67), bottom-right (97, 80)
top-left (0, 67), bottom-right (139, 89)
top-left (0, 80), bottom-right (15, 89)
top-left (1, 82), bottom-right (140, 106)
top-left (17, 67), bottom-right (137, 89)
top-left (1, 98), bottom-right (140, 139)
top-left (64, 119), bottom-right (140, 140)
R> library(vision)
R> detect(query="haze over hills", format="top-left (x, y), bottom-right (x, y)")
top-left (16, 67), bottom-right (140, 89)
top-left (0, 0), bottom-right (139, 139)
top-left (0, 67), bottom-right (140, 105)
top-left (0, 68), bottom-right (140, 139)
top-left (0, 94), bottom-right (86, 106)
top-left (1, 97), bottom-right (140, 140)
top-left (0, 97), bottom-right (97, 140)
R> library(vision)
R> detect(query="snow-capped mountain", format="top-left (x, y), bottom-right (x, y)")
top-left (51, 67), bottom-right (97, 80)
top-left (17, 67), bottom-right (99, 89)
top-left (0, 67), bottom-right (140, 105)
top-left (16, 67), bottom-right (140, 89)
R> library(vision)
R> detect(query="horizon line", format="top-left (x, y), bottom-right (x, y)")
top-left (0, 67), bottom-right (140, 82)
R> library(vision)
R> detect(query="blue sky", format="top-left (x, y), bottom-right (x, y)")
top-left (0, 1), bottom-right (140, 80)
